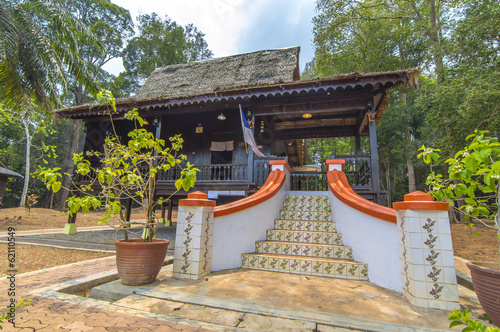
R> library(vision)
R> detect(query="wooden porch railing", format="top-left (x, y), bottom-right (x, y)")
top-left (290, 172), bottom-right (327, 191)
top-left (253, 157), bottom-right (287, 187)
top-left (290, 155), bottom-right (373, 192)
top-left (74, 156), bottom-right (374, 195)
top-left (157, 164), bottom-right (247, 182)
top-left (334, 155), bottom-right (372, 190)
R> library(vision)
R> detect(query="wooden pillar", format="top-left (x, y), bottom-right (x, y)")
top-left (125, 198), bottom-right (132, 222)
top-left (155, 116), bottom-right (162, 140)
top-left (367, 102), bottom-right (381, 192)
top-left (167, 199), bottom-right (173, 223)
top-left (153, 116), bottom-right (162, 167)
top-left (161, 201), bottom-right (166, 220)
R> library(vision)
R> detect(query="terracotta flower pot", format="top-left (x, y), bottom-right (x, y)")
top-left (467, 262), bottom-right (500, 327)
top-left (115, 238), bottom-right (169, 286)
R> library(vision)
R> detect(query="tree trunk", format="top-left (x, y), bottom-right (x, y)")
top-left (401, 92), bottom-right (417, 193)
top-left (429, 0), bottom-right (445, 84)
top-left (58, 84), bottom-right (86, 210)
top-left (57, 120), bottom-right (81, 210)
top-left (19, 118), bottom-right (31, 207)
top-left (496, 193), bottom-right (499, 269)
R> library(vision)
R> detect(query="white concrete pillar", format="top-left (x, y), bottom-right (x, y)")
top-left (326, 159), bottom-right (345, 172)
top-left (393, 191), bottom-right (459, 310)
top-left (173, 191), bottom-right (215, 280)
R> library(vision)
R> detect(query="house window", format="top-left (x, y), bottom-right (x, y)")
top-left (211, 150), bottom-right (233, 164)
top-left (210, 140), bottom-right (234, 164)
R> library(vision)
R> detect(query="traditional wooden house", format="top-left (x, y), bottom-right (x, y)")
top-left (55, 47), bottom-right (417, 214)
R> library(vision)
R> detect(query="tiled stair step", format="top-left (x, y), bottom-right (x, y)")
top-left (256, 241), bottom-right (353, 259)
top-left (241, 253), bottom-right (368, 280)
top-left (279, 210), bottom-right (332, 221)
top-left (267, 229), bottom-right (343, 245)
top-left (284, 195), bottom-right (330, 204)
top-left (274, 219), bottom-right (336, 232)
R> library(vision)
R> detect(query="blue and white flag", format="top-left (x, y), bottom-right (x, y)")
top-left (239, 105), bottom-right (265, 157)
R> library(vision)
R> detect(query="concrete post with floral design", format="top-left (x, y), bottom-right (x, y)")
top-left (173, 191), bottom-right (215, 280)
top-left (393, 191), bottom-right (460, 310)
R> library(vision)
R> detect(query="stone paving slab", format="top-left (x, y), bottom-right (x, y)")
top-left (0, 256), bottom-right (220, 331)
top-left (24, 262), bottom-right (475, 332)
top-left (0, 236), bottom-right (491, 332)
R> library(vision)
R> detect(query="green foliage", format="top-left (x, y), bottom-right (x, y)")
top-left (0, 299), bottom-right (31, 330)
top-left (53, 0), bottom-right (134, 104)
top-left (0, 102), bottom-right (67, 207)
top-left (418, 130), bottom-right (500, 239)
top-left (310, 0), bottom-right (500, 204)
top-left (122, 13), bottom-right (213, 83)
top-left (0, 0), bottom-right (101, 112)
top-left (38, 90), bottom-right (199, 242)
top-left (307, 137), bottom-right (367, 167)
top-left (449, 309), bottom-right (499, 332)
top-left (310, 0), bottom-right (429, 76)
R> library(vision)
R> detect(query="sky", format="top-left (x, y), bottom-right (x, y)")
top-left (103, 0), bottom-right (317, 76)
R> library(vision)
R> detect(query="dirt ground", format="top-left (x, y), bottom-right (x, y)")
top-left (0, 207), bottom-right (177, 274)
top-left (0, 207), bottom-right (178, 231)
top-left (0, 207), bottom-right (498, 274)
top-left (450, 221), bottom-right (499, 264)
top-left (0, 244), bottom-right (113, 275)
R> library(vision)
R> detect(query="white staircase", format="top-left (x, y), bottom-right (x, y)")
top-left (241, 194), bottom-right (368, 280)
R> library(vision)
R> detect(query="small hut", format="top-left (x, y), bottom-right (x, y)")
top-left (0, 165), bottom-right (23, 207)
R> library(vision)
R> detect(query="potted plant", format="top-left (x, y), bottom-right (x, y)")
top-left (38, 90), bottom-right (199, 285)
top-left (418, 130), bottom-right (500, 326)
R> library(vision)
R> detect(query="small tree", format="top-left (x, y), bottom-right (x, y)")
top-left (38, 90), bottom-right (199, 242)
top-left (25, 194), bottom-right (38, 215)
top-left (418, 130), bottom-right (500, 268)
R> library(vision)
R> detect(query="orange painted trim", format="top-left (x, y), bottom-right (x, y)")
top-left (179, 199), bottom-right (216, 207)
top-left (392, 201), bottom-right (449, 211)
top-left (327, 169), bottom-right (397, 223)
top-left (188, 191), bottom-right (208, 200)
top-left (326, 159), bottom-right (346, 166)
top-left (214, 169), bottom-right (286, 217)
top-left (269, 160), bottom-right (293, 173)
top-left (403, 191), bottom-right (433, 202)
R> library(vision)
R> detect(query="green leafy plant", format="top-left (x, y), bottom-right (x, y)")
top-left (449, 309), bottom-right (499, 332)
top-left (418, 130), bottom-right (500, 267)
top-left (0, 299), bottom-right (31, 330)
top-left (37, 90), bottom-right (199, 242)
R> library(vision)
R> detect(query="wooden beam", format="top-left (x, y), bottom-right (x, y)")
top-left (272, 126), bottom-right (358, 140)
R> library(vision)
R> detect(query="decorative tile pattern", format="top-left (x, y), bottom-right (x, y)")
top-left (241, 194), bottom-right (369, 281)
top-left (174, 204), bottom-right (214, 280)
top-left (397, 210), bottom-right (459, 310)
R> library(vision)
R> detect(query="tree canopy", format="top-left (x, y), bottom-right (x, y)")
top-left (122, 13), bottom-right (213, 84)
top-left (0, 0), bottom-right (100, 112)
top-left (308, 0), bottom-right (500, 203)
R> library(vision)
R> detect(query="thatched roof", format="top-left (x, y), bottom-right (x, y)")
top-left (135, 47), bottom-right (300, 101)
top-left (0, 167), bottom-right (23, 178)
top-left (53, 45), bottom-right (418, 119)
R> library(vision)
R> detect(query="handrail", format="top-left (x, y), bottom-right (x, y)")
top-left (214, 169), bottom-right (286, 217)
top-left (327, 169), bottom-right (397, 223)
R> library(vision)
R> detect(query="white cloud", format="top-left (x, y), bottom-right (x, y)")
top-left (104, 0), bottom-right (315, 76)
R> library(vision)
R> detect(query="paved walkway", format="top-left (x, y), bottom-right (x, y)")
top-left (1, 256), bottom-right (215, 331)
top-left (0, 228), bottom-right (490, 331)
